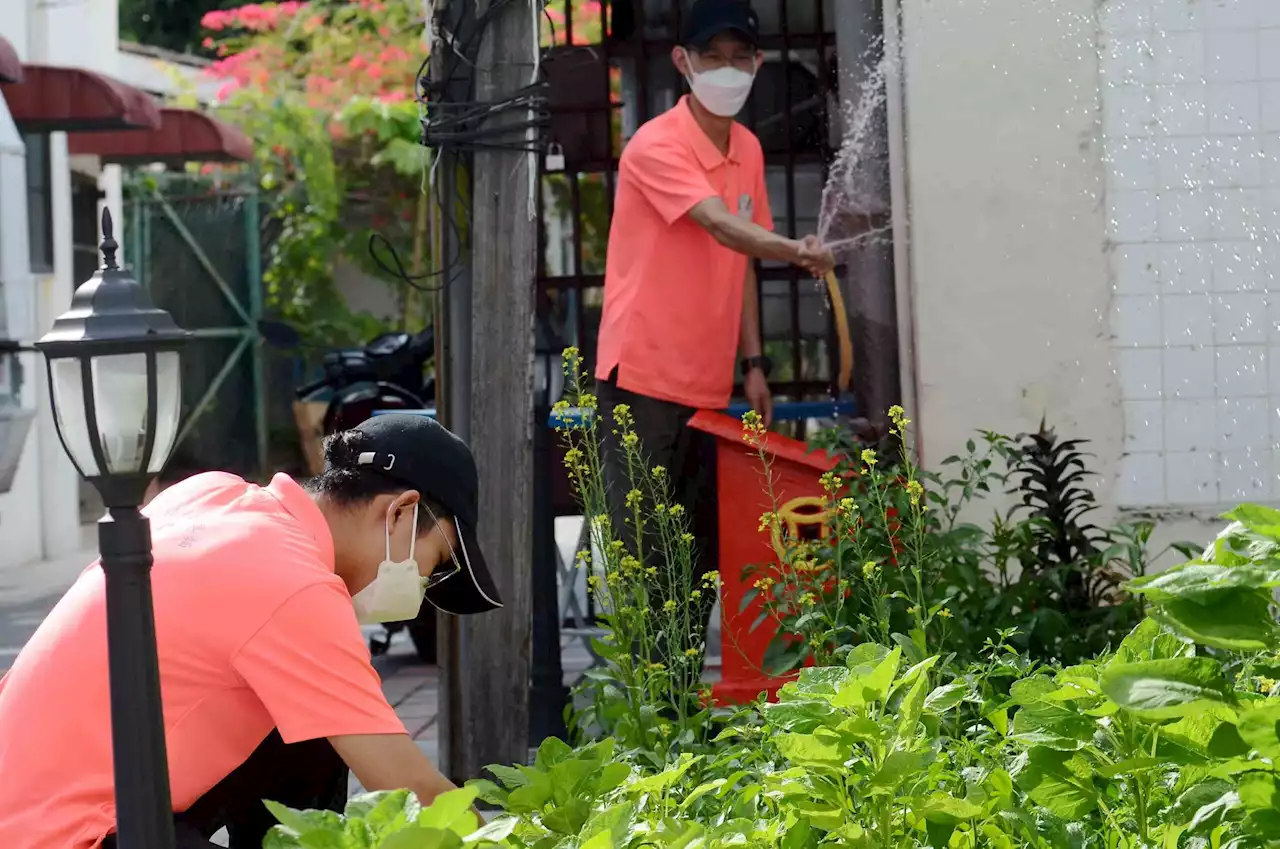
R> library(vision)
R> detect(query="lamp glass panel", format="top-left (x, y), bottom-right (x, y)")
top-left (49, 356), bottom-right (101, 477)
top-left (89, 353), bottom-right (151, 475)
top-left (147, 351), bottom-right (181, 474)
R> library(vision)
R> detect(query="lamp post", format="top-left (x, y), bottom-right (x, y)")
top-left (529, 319), bottom-right (568, 746)
top-left (36, 209), bottom-right (189, 848)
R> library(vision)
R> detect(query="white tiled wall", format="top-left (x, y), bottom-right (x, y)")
top-left (1104, 0), bottom-right (1280, 507)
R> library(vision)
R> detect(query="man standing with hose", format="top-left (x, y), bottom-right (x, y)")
top-left (595, 0), bottom-right (836, 669)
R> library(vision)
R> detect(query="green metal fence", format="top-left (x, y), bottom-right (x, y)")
top-left (127, 180), bottom-right (269, 480)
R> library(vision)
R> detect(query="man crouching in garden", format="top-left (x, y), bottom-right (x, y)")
top-left (0, 415), bottom-right (501, 849)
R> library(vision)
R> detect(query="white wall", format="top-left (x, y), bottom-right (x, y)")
top-left (0, 0), bottom-right (124, 565)
top-left (898, 0), bottom-right (1264, 554)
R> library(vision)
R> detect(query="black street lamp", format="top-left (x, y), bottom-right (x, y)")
top-left (529, 318), bottom-right (568, 746)
top-left (36, 209), bottom-right (189, 848)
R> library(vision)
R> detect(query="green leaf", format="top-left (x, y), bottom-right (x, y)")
top-left (1224, 503), bottom-right (1280, 538)
top-left (343, 790), bottom-right (420, 836)
top-left (870, 749), bottom-right (930, 791)
top-left (380, 827), bottom-right (462, 849)
top-left (541, 798), bottom-right (592, 835)
top-left (463, 817), bottom-right (517, 845)
top-left (1099, 657), bottom-right (1232, 719)
top-left (761, 699), bottom-right (840, 733)
top-left (1169, 779), bottom-right (1236, 827)
top-left (592, 762), bottom-right (631, 795)
top-left (896, 672), bottom-right (930, 738)
top-left (1238, 773), bottom-right (1280, 811)
top-left (627, 754), bottom-right (701, 794)
top-left (263, 801), bottom-right (343, 836)
top-left (1208, 722), bottom-right (1252, 759)
top-left (1128, 563), bottom-right (1280, 605)
top-left (924, 682), bottom-right (969, 713)
top-left (1015, 747), bottom-right (1099, 820)
top-left (774, 732), bottom-right (847, 768)
top-left (484, 764), bottom-right (530, 789)
top-left (834, 645), bottom-right (901, 707)
top-left (792, 666), bottom-right (851, 697)
top-left (417, 787), bottom-right (479, 836)
top-left (1238, 704), bottom-right (1280, 756)
top-left (914, 792), bottom-right (984, 824)
top-left (1113, 617), bottom-right (1191, 663)
top-left (534, 736), bottom-right (574, 769)
top-left (1154, 590), bottom-right (1279, 652)
top-left (466, 780), bottom-right (507, 808)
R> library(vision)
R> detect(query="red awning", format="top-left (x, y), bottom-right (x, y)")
top-left (0, 37), bottom-right (21, 85)
top-left (68, 108), bottom-right (254, 164)
top-left (0, 65), bottom-right (161, 132)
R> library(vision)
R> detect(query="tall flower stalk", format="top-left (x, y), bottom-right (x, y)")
top-left (553, 349), bottom-right (714, 760)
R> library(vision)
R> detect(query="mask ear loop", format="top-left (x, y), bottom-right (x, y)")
top-left (407, 503), bottom-right (419, 562)
top-left (385, 502), bottom-right (420, 562)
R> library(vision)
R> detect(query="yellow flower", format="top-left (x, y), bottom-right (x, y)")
top-left (622, 432), bottom-right (640, 449)
top-left (741, 409), bottom-right (767, 443)
top-left (861, 448), bottom-right (878, 468)
top-left (625, 488), bottom-right (643, 509)
top-left (753, 576), bottom-right (775, 591)
top-left (668, 504), bottom-right (685, 518)
top-left (836, 497), bottom-right (857, 516)
top-left (586, 575), bottom-right (602, 591)
top-left (680, 532), bottom-right (694, 545)
top-left (702, 571), bottom-right (720, 586)
top-left (651, 465), bottom-right (667, 480)
top-left (646, 566), bottom-right (658, 578)
top-left (684, 648), bottom-right (699, 658)
top-left (906, 479), bottom-right (924, 506)
top-left (798, 592), bottom-right (817, 607)
top-left (620, 555), bottom-right (640, 573)
top-left (938, 608), bottom-right (953, 619)
top-left (690, 589), bottom-right (702, 601)
top-left (758, 511), bottom-right (778, 532)
top-left (579, 392), bottom-right (598, 411)
top-left (820, 471), bottom-right (841, 494)
top-left (663, 599), bottom-right (677, 613)
top-left (888, 405), bottom-right (911, 432)
top-left (862, 561), bottom-right (878, 579)
top-left (612, 404), bottom-right (633, 428)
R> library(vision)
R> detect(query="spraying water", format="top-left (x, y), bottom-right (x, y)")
top-left (816, 43), bottom-right (893, 255)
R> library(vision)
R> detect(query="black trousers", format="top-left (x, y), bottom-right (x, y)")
top-left (596, 372), bottom-right (719, 667)
top-left (102, 731), bottom-right (348, 849)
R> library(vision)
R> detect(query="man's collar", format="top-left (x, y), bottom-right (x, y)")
top-left (676, 95), bottom-right (739, 170)
top-left (266, 473), bottom-right (337, 572)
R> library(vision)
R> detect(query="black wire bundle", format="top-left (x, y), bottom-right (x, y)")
top-left (370, 0), bottom-right (557, 293)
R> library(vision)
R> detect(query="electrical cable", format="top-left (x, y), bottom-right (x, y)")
top-left (369, 0), bottom-right (551, 295)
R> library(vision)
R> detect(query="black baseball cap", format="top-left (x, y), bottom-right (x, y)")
top-left (681, 0), bottom-right (760, 49)
top-left (341, 414), bottom-right (503, 615)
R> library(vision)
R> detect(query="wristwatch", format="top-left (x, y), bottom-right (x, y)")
top-left (740, 355), bottom-right (773, 378)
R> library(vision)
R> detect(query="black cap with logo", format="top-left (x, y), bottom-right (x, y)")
top-left (681, 0), bottom-right (760, 50)
top-left (339, 414), bottom-right (503, 615)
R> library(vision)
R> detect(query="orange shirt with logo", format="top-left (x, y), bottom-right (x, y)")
top-left (0, 473), bottom-right (406, 849)
top-left (595, 95), bottom-right (773, 410)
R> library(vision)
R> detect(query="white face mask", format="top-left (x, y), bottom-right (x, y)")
top-left (683, 50), bottom-right (757, 118)
top-left (351, 503), bottom-right (425, 625)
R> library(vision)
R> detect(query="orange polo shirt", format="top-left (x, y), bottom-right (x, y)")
top-left (0, 472), bottom-right (405, 849)
top-left (596, 95), bottom-right (773, 410)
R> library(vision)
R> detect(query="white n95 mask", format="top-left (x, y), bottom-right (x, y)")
top-left (351, 503), bottom-right (425, 625)
top-left (683, 51), bottom-right (757, 118)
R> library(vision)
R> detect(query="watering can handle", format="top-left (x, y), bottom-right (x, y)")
top-left (823, 271), bottom-right (854, 393)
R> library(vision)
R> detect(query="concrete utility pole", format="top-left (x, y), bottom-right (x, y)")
top-left (439, 0), bottom-right (537, 781)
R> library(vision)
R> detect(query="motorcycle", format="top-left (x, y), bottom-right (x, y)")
top-left (260, 320), bottom-right (439, 664)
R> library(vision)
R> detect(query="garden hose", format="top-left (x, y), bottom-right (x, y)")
top-left (824, 270), bottom-right (854, 392)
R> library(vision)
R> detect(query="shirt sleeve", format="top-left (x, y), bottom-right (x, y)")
top-left (623, 136), bottom-right (718, 225)
top-left (232, 582), bottom-right (407, 744)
